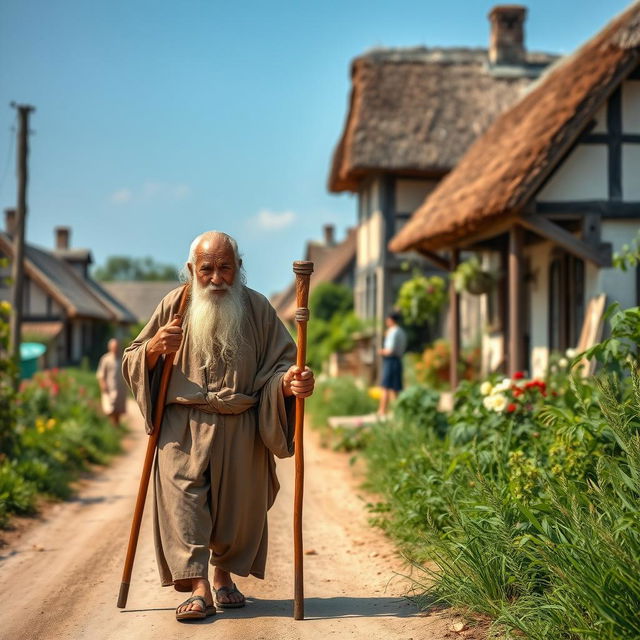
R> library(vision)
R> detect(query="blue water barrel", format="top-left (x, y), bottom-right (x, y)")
top-left (20, 342), bottom-right (47, 379)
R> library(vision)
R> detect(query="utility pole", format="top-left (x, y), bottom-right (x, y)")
top-left (9, 103), bottom-right (35, 380)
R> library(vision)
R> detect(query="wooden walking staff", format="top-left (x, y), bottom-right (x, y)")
top-left (117, 284), bottom-right (191, 609)
top-left (292, 260), bottom-right (313, 620)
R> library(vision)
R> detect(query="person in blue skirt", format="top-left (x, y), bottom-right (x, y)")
top-left (377, 311), bottom-right (407, 416)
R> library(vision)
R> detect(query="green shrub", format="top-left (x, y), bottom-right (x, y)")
top-left (0, 367), bottom-right (124, 526)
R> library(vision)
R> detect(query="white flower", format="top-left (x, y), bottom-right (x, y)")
top-left (483, 395), bottom-right (495, 411)
top-left (565, 348), bottom-right (577, 359)
top-left (491, 393), bottom-right (508, 413)
top-left (480, 381), bottom-right (493, 396)
top-left (494, 378), bottom-right (512, 393)
top-left (558, 358), bottom-right (568, 368)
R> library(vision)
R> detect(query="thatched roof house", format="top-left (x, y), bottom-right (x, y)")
top-left (388, 1), bottom-right (640, 382)
top-left (327, 5), bottom-right (558, 353)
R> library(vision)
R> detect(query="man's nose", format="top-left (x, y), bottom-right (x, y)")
top-left (211, 270), bottom-right (223, 285)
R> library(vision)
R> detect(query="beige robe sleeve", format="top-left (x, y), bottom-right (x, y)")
top-left (122, 287), bottom-right (183, 434)
top-left (252, 295), bottom-right (297, 459)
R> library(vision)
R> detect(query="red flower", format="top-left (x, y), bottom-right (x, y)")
top-left (514, 371), bottom-right (525, 380)
top-left (507, 403), bottom-right (517, 413)
top-left (513, 387), bottom-right (523, 397)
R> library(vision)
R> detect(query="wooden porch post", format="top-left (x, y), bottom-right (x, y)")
top-left (449, 248), bottom-right (460, 389)
top-left (508, 225), bottom-right (523, 376)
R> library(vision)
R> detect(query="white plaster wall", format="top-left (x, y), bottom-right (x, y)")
top-left (395, 179), bottom-right (437, 213)
top-left (622, 144), bottom-right (640, 201)
top-left (537, 144), bottom-right (608, 201)
top-left (592, 103), bottom-right (608, 133)
top-left (29, 283), bottom-right (49, 315)
top-left (526, 242), bottom-right (552, 378)
top-left (482, 333), bottom-right (504, 374)
top-left (460, 291), bottom-right (483, 348)
top-left (622, 80), bottom-right (640, 134)
top-left (589, 220), bottom-right (640, 310)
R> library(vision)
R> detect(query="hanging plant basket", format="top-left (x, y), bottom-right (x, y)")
top-left (453, 257), bottom-right (497, 296)
top-left (465, 270), bottom-right (495, 295)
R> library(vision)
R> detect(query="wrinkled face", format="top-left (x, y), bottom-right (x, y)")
top-left (188, 236), bottom-right (238, 295)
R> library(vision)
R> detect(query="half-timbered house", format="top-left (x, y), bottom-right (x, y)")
top-left (390, 1), bottom-right (640, 383)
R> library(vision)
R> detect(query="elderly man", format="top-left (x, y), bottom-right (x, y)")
top-left (97, 338), bottom-right (127, 426)
top-left (122, 231), bottom-right (314, 621)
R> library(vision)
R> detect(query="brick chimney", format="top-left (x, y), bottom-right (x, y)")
top-left (323, 224), bottom-right (336, 247)
top-left (55, 226), bottom-right (70, 250)
top-left (4, 208), bottom-right (16, 237)
top-left (489, 5), bottom-right (527, 66)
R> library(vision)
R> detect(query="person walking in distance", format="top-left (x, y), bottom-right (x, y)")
top-left (377, 311), bottom-right (407, 416)
top-left (97, 338), bottom-right (127, 426)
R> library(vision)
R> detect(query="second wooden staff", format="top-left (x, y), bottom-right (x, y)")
top-left (117, 283), bottom-right (190, 609)
top-left (292, 260), bottom-right (313, 621)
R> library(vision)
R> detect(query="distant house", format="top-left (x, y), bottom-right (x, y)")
top-left (328, 5), bottom-right (557, 343)
top-left (0, 210), bottom-right (136, 367)
top-left (272, 224), bottom-right (356, 324)
top-left (102, 280), bottom-right (181, 324)
top-left (390, 2), bottom-right (640, 381)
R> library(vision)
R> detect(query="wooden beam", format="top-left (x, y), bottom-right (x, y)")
top-left (449, 249), bottom-right (460, 390)
top-left (508, 226), bottom-right (524, 376)
top-left (416, 247), bottom-right (450, 271)
top-left (535, 201), bottom-right (640, 217)
top-left (519, 214), bottom-right (612, 267)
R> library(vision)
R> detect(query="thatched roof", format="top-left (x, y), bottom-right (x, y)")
top-left (390, 2), bottom-right (640, 253)
top-left (329, 46), bottom-right (557, 193)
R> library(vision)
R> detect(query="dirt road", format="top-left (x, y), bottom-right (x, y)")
top-left (0, 400), bottom-right (474, 640)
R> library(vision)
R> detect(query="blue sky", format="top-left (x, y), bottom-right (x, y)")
top-left (0, 0), bottom-right (631, 296)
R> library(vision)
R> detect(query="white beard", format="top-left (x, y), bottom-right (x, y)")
top-left (186, 276), bottom-right (246, 367)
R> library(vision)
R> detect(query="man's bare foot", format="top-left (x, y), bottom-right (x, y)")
top-left (176, 578), bottom-right (214, 615)
top-left (213, 567), bottom-right (245, 606)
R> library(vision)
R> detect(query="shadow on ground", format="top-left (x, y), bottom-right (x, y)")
top-left (122, 596), bottom-right (425, 621)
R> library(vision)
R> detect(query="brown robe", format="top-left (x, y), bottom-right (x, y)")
top-left (122, 285), bottom-right (296, 586)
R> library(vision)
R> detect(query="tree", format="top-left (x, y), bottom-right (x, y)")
top-left (309, 282), bottom-right (353, 321)
top-left (93, 256), bottom-right (179, 281)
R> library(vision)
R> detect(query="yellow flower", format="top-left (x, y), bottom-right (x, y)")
top-left (368, 386), bottom-right (382, 400)
top-left (46, 418), bottom-right (56, 430)
top-left (480, 381), bottom-right (493, 396)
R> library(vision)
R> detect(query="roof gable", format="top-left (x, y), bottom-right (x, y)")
top-left (0, 232), bottom-right (133, 321)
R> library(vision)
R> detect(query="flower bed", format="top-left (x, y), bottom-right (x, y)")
top-left (0, 368), bottom-right (123, 527)
top-left (313, 346), bottom-right (640, 639)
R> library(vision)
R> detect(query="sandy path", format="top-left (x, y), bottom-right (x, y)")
top-left (0, 399), bottom-right (476, 640)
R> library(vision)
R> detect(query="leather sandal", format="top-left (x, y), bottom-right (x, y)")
top-left (175, 595), bottom-right (216, 621)
top-left (214, 583), bottom-right (246, 608)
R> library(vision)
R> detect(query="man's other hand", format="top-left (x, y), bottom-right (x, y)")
top-left (282, 366), bottom-right (315, 398)
top-left (149, 314), bottom-right (184, 356)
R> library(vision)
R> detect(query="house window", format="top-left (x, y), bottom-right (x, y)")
top-left (549, 251), bottom-right (584, 352)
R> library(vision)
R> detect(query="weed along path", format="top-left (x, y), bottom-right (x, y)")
top-left (0, 399), bottom-right (477, 640)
